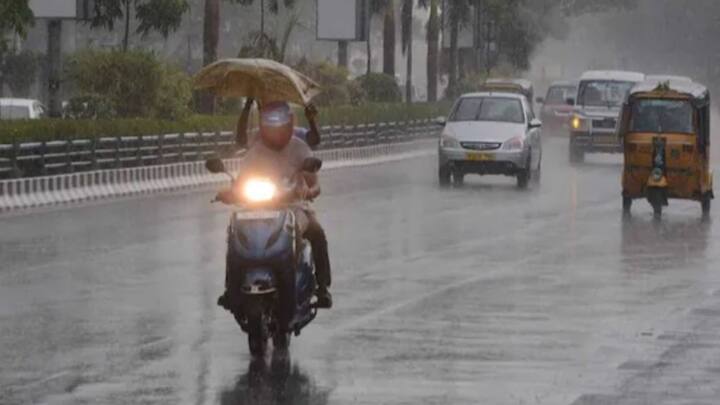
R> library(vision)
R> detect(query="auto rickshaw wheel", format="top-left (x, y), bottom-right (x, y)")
top-left (647, 187), bottom-right (667, 219)
top-left (623, 196), bottom-right (632, 214)
top-left (702, 195), bottom-right (712, 216)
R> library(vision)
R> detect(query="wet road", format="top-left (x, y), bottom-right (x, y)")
top-left (1, 137), bottom-right (720, 405)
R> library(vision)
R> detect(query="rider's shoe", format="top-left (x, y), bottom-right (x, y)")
top-left (315, 288), bottom-right (333, 309)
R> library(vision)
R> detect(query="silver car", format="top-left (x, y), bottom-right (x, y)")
top-left (438, 92), bottom-right (542, 189)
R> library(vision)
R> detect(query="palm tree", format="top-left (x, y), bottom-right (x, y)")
top-left (420, 0), bottom-right (439, 101)
top-left (401, 0), bottom-right (413, 103)
top-left (235, 0), bottom-right (295, 39)
top-left (203, 0), bottom-right (220, 66)
top-left (383, 0), bottom-right (396, 75)
top-left (367, 0), bottom-right (385, 75)
top-left (445, 0), bottom-right (471, 98)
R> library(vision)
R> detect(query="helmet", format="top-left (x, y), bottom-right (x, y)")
top-left (259, 101), bottom-right (294, 150)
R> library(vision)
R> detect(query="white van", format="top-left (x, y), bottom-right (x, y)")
top-left (0, 98), bottom-right (47, 120)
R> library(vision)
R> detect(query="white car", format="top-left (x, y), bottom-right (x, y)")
top-left (0, 98), bottom-right (47, 120)
top-left (438, 92), bottom-right (542, 189)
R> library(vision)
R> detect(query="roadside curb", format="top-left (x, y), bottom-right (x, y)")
top-left (0, 139), bottom-right (435, 213)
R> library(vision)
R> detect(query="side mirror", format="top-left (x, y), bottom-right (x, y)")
top-left (535, 97), bottom-right (544, 104)
top-left (565, 97), bottom-right (576, 106)
top-left (302, 157), bottom-right (323, 173)
top-left (529, 118), bottom-right (542, 128)
top-left (205, 157), bottom-right (226, 174)
top-left (435, 116), bottom-right (447, 126)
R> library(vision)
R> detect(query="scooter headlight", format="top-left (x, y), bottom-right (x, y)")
top-left (242, 178), bottom-right (277, 203)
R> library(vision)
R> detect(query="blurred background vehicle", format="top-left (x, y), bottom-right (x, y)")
top-left (536, 80), bottom-right (578, 136)
top-left (0, 98), bottom-right (47, 120)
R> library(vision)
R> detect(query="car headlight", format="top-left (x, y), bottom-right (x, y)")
top-left (502, 136), bottom-right (525, 151)
top-left (440, 134), bottom-right (460, 149)
top-left (242, 178), bottom-right (277, 203)
top-left (571, 115), bottom-right (588, 131)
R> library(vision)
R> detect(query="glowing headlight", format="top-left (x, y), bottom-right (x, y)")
top-left (441, 135), bottom-right (460, 148)
top-left (242, 178), bottom-right (277, 202)
top-left (571, 116), bottom-right (582, 130)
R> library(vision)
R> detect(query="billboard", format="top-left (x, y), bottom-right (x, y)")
top-left (29, 0), bottom-right (93, 20)
top-left (317, 0), bottom-right (367, 41)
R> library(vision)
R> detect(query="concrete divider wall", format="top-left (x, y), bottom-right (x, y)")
top-left (0, 139), bottom-right (436, 212)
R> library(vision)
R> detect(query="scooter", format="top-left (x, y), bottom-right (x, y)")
top-left (205, 157), bottom-right (322, 356)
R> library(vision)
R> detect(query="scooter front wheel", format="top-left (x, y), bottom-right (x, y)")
top-left (273, 331), bottom-right (291, 351)
top-left (247, 315), bottom-right (269, 357)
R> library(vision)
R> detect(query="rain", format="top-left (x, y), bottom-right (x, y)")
top-left (1, 1), bottom-right (720, 404)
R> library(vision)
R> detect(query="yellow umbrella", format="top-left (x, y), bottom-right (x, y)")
top-left (193, 58), bottom-right (321, 106)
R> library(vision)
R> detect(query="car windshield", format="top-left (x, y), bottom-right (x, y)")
top-left (630, 99), bottom-right (694, 133)
top-left (450, 97), bottom-right (525, 123)
top-left (546, 86), bottom-right (576, 104)
top-left (0, 105), bottom-right (31, 120)
top-left (578, 80), bottom-right (635, 107)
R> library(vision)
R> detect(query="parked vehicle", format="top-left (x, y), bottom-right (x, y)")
top-left (0, 98), bottom-right (47, 120)
top-left (618, 79), bottom-right (713, 218)
top-left (536, 80), bottom-right (578, 135)
top-left (438, 91), bottom-right (542, 189)
top-left (568, 70), bottom-right (645, 162)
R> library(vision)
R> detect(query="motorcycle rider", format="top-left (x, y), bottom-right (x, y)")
top-left (217, 100), bottom-right (333, 309)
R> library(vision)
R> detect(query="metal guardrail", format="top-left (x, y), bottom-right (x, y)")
top-left (0, 139), bottom-right (437, 212)
top-left (0, 120), bottom-right (437, 179)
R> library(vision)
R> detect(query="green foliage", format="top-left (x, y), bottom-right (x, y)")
top-left (355, 73), bottom-right (402, 103)
top-left (65, 49), bottom-right (191, 119)
top-left (1, 50), bottom-right (38, 97)
top-left (135, 0), bottom-right (190, 37)
top-left (0, 103), bottom-right (451, 142)
top-left (294, 61), bottom-right (361, 107)
top-left (0, 0), bottom-right (34, 52)
top-left (89, 0), bottom-right (189, 47)
top-left (237, 32), bottom-right (281, 60)
top-left (153, 64), bottom-right (192, 119)
top-left (63, 95), bottom-right (117, 119)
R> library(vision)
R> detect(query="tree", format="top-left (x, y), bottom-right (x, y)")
top-left (1, 50), bottom-right (38, 97)
top-left (401, 0), bottom-right (413, 103)
top-left (420, 0), bottom-right (439, 102)
top-left (445, 0), bottom-right (471, 98)
top-left (0, 0), bottom-right (34, 96)
top-left (203, 0), bottom-right (219, 66)
top-left (233, 0), bottom-right (296, 39)
top-left (66, 49), bottom-right (191, 119)
top-left (89, 0), bottom-right (189, 52)
top-left (382, 0), bottom-right (396, 75)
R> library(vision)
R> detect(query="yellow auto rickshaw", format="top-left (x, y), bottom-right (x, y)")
top-left (480, 79), bottom-right (534, 101)
top-left (618, 80), bottom-right (713, 218)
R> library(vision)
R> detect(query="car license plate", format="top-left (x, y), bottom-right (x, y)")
top-left (466, 152), bottom-right (494, 161)
top-left (235, 211), bottom-right (280, 220)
